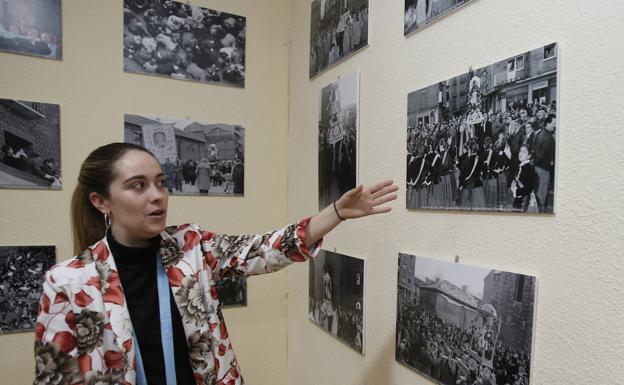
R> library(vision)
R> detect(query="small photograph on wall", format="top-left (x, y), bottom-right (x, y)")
top-left (125, 114), bottom-right (245, 196)
top-left (318, 71), bottom-right (358, 209)
top-left (404, 0), bottom-right (473, 36)
top-left (0, 246), bottom-right (56, 334)
top-left (0, 0), bottom-right (62, 60)
top-left (123, 0), bottom-right (246, 87)
top-left (406, 43), bottom-right (558, 213)
top-left (396, 253), bottom-right (536, 385)
top-left (309, 250), bottom-right (364, 354)
top-left (216, 276), bottom-right (246, 307)
top-left (0, 98), bottom-right (61, 189)
top-left (309, 0), bottom-right (369, 78)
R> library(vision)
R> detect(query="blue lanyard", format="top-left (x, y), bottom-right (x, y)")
top-left (132, 253), bottom-right (177, 385)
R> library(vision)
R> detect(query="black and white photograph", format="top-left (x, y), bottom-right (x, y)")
top-left (406, 43), bottom-right (558, 213)
top-left (125, 114), bottom-right (245, 196)
top-left (404, 0), bottom-right (472, 36)
top-left (0, 98), bottom-right (61, 189)
top-left (216, 276), bottom-right (246, 308)
top-left (123, 0), bottom-right (246, 87)
top-left (309, 250), bottom-right (364, 353)
top-left (0, 246), bottom-right (55, 334)
top-left (396, 253), bottom-right (536, 385)
top-left (309, 0), bottom-right (369, 78)
top-left (0, 0), bottom-right (62, 60)
top-left (318, 71), bottom-right (358, 209)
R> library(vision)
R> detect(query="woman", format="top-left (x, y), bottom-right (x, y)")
top-left (33, 143), bottom-right (397, 384)
top-left (195, 157), bottom-right (211, 194)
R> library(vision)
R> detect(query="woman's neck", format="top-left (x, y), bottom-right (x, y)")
top-left (111, 226), bottom-right (152, 248)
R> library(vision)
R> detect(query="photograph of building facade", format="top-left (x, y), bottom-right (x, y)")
top-left (0, 99), bottom-right (61, 189)
top-left (125, 114), bottom-right (245, 196)
top-left (407, 43), bottom-right (558, 213)
top-left (396, 254), bottom-right (536, 385)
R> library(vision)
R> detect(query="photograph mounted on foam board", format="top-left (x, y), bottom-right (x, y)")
top-left (406, 43), bottom-right (558, 214)
top-left (404, 0), bottom-right (473, 36)
top-left (309, 250), bottom-right (364, 354)
top-left (125, 114), bottom-right (245, 196)
top-left (396, 253), bottom-right (536, 385)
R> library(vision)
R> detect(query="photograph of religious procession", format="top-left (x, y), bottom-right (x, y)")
top-left (309, 250), bottom-right (364, 353)
top-left (396, 253), bottom-right (536, 385)
top-left (0, 0), bottom-right (62, 59)
top-left (0, 246), bottom-right (55, 334)
top-left (125, 114), bottom-right (245, 196)
top-left (318, 71), bottom-right (358, 209)
top-left (406, 43), bottom-right (558, 213)
top-left (216, 276), bottom-right (246, 308)
top-left (309, 0), bottom-right (368, 78)
top-left (0, 98), bottom-right (61, 189)
top-left (123, 0), bottom-right (246, 87)
top-left (404, 0), bottom-right (472, 36)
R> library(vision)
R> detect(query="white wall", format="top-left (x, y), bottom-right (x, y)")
top-left (0, 0), bottom-right (292, 384)
top-left (286, 1), bottom-right (624, 384)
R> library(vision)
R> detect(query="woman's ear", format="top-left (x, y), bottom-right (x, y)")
top-left (89, 192), bottom-right (110, 215)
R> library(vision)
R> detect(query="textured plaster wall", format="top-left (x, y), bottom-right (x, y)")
top-left (0, 0), bottom-right (291, 384)
top-left (286, 1), bottom-right (624, 385)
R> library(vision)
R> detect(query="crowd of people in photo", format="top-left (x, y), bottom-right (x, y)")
top-left (123, 0), bottom-right (245, 85)
top-left (310, 1), bottom-right (368, 76)
top-left (0, 144), bottom-right (61, 187)
top-left (397, 297), bottom-right (531, 385)
top-left (159, 154), bottom-right (244, 195)
top-left (407, 99), bottom-right (557, 213)
top-left (404, 0), bottom-right (471, 34)
top-left (308, 297), bottom-right (363, 351)
top-left (0, 248), bottom-right (54, 333)
top-left (0, 22), bottom-right (61, 59)
top-left (215, 277), bottom-right (246, 307)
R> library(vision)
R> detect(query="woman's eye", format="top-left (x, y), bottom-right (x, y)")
top-left (132, 182), bottom-right (145, 190)
top-left (158, 179), bottom-right (167, 187)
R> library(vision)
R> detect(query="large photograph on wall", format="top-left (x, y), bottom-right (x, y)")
top-left (396, 253), bottom-right (536, 385)
top-left (406, 43), bottom-right (558, 213)
top-left (0, 98), bottom-right (61, 189)
top-left (0, 0), bottom-right (62, 60)
top-left (404, 0), bottom-right (473, 36)
top-left (0, 246), bottom-right (55, 334)
top-left (309, 0), bottom-right (369, 78)
top-left (125, 114), bottom-right (245, 196)
top-left (318, 71), bottom-right (358, 209)
top-left (309, 250), bottom-right (364, 353)
top-left (123, 0), bottom-right (246, 87)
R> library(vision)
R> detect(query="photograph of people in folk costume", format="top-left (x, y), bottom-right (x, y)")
top-left (406, 44), bottom-right (558, 213)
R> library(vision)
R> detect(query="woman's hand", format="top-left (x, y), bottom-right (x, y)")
top-left (305, 180), bottom-right (398, 247)
top-left (335, 180), bottom-right (398, 219)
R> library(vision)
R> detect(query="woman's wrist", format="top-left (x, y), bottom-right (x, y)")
top-left (333, 201), bottom-right (346, 221)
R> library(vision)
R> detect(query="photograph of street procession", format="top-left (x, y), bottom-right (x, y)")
top-left (406, 43), bottom-right (558, 214)
top-left (396, 253), bottom-right (536, 385)
top-left (125, 114), bottom-right (245, 196)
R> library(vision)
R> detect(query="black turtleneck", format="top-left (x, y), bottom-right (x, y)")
top-left (107, 231), bottom-right (195, 385)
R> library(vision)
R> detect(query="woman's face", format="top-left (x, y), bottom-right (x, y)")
top-left (103, 150), bottom-right (169, 246)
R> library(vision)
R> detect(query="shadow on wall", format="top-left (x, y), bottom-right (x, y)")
top-left (358, 334), bottom-right (396, 385)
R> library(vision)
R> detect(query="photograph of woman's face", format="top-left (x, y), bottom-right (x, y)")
top-left (103, 150), bottom-right (169, 245)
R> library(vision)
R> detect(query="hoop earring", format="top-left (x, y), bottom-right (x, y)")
top-left (104, 213), bottom-right (111, 232)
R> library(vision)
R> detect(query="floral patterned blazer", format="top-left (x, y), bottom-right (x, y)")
top-left (34, 217), bottom-right (321, 385)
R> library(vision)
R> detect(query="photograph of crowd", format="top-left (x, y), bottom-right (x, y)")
top-left (0, 0), bottom-right (62, 60)
top-left (406, 43), bottom-right (558, 213)
top-left (309, 0), bottom-right (369, 78)
top-left (318, 71), bottom-right (358, 209)
top-left (216, 276), bottom-right (246, 308)
top-left (309, 250), bottom-right (364, 353)
top-left (396, 253), bottom-right (536, 385)
top-left (125, 114), bottom-right (245, 196)
top-left (124, 0), bottom-right (246, 87)
top-left (0, 246), bottom-right (55, 334)
top-left (404, 0), bottom-right (472, 36)
top-left (0, 98), bottom-right (61, 189)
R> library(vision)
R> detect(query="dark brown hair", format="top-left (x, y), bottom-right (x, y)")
top-left (71, 142), bottom-right (156, 254)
